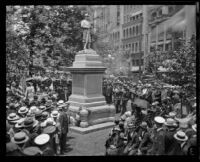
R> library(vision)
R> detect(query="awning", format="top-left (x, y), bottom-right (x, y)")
top-left (130, 10), bottom-right (142, 17)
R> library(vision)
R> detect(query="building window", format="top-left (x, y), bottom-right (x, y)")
top-left (135, 42), bottom-right (138, 52)
top-left (169, 6), bottom-right (174, 14)
top-left (132, 59), bottom-right (135, 66)
top-left (126, 28), bottom-right (129, 38)
top-left (123, 30), bottom-right (125, 38)
top-left (136, 25), bottom-right (138, 36)
top-left (133, 26), bottom-right (135, 36)
top-left (132, 43), bottom-right (134, 52)
top-left (129, 44), bottom-right (131, 50)
top-left (130, 28), bottom-right (132, 37)
top-left (136, 60), bottom-right (139, 66)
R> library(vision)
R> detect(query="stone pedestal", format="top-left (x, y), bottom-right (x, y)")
top-left (66, 49), bottom-right (115, 130)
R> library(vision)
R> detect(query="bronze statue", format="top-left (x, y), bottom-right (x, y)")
top-left (81, 13), bottom-right (92, 50)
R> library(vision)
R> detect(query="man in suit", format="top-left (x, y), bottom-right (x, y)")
top-left (57, 103), bottom-right (69, 155)
top-left (164, 118), bottom-right (178, 155)
top-left (137, 122), bottom-right (153, 155)
top-left (148, 116), bottom-right (165, 155)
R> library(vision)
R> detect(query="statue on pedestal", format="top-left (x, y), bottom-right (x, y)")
top-left (81, 13), bottom-right (92, 50)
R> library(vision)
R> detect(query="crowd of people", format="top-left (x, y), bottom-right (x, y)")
top-left (6, 73), bottom-right (197, 156)
top-left (6, 74), bottom-right (74, 156)
top-left (103, 77), bottom-right (197, 156)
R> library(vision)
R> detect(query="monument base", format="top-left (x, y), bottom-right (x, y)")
top-left (69, 122), bottom-right (115, 134)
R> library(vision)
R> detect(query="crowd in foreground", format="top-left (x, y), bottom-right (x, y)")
top-left (6, 77), bottom-right (75, 156)
top-left (104, 78), bottom-right (197, 156)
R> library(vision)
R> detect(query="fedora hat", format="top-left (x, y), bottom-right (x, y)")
top-left (192, 124), bottom-right (196, 132)
top-left (154, 116), bottom-right (165, 124)
top-left (85, 13), bottom-right (90, 17)
top-left (7, 113), bottom-right (20, 122)
top-left (34, 134), bottom-right (50, 146)
top-left (23, 146), bottom-right (42, 156)
top-left (174, 131), bottom-right (188, 142)
top-left (15, 118), bottom-right (25, 129)
top-left (23, 117), bottom-right (38, 128)
top-left (18, 107), bottom-right (28, 114)
top-left (164, 118), bottom-right (177, 127)
top-left (11, 132), bottom-right (29, 144)
top-left (39, 105), bottom-right (46, 112)
top-left (51, 110), bottom-right (59, 118)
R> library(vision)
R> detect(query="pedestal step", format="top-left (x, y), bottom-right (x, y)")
top-left (69, 122), bottom-right (115, 134)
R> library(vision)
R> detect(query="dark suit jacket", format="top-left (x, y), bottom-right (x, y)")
top-left (164, 130), bottom-right (177, 155)
top-left (151, 128), bottom-right (165, 155)
top-left (58, 112), bottom-right (69, 134)
top-left (138, 130), bottom-right (153, 153)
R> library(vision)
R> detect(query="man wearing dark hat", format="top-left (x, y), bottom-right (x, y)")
top-left (57, 103), bottom-right (69, 155)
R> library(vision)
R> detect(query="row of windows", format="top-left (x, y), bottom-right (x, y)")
top-left (150, 43), bottom-right (172, 52)
top-left (110, 31), bottom-right (120, 42)
top-left (123, 24), bottom-right (141, 39)
top-left (123, 41), bottom-right (141, 53)
top-left (132, 59), bottom-right (144, 66)
top-left (151, 6), bottom-right (174, 21)
top-left (124, 12), bottom-right (142, 24)
top-left (124, 5), bottom-right (141, 13)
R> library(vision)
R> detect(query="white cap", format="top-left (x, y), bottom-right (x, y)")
top-left (154, 116), bottom-right (165, 124)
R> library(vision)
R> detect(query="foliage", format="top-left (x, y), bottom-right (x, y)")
top-left (147, 35), bottom-right (196, 97)
top-left (6, 5), bottom-right (88, 82)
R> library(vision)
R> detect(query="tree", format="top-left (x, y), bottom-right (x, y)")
top-left (6, 5), bottom-right (89, 81)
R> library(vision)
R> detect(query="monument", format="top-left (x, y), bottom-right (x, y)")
top-left (66, 49), bottom-right (115, 134)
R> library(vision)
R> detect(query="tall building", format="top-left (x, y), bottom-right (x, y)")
top-left (91, 5), bottom-right (196, 75)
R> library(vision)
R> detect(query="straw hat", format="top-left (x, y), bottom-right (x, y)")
top-left (165, 111), bottom-right (177, 118)
top-left (41, 111), bottom-right (49, 121)
top-left (192, 124), bottom-right (196, 132)
top-left (127, 123), bottom-right (135, 129)
top-left (164, 118), bottom-right (177, 127)
top-left (29, 106), bottom-right (38, 114)
top-left (152, 101), bottom-right (159, 106)
top-left (11, 132), bottom-right (29, 144)
top-left (38, 105), bottom-right (46, 112)
top-left (42, 125), bottom-right (56, 135)
top-left (174, 131), bottom-right (188, 142)
top-left (7, 113), bottom-right (20, 122)
top-left (45, 118), bottom-right (56, 126)
top-left (57, 100), bottom-right (64, 106)
top-left (50, 110), bottom-right (59, 118)
top-left (34, 134), bottom-right (50, 146)
top-left (15, 118), bottom-right (25, 129)
top-left (125, 111), bottom-right (131, 117)
top-left (23, 146), bottom-right (42, 156)
top-left (23, 117), bottom-right (39, 128)
top-left (154, 116), bottom-right (165, 124)
top-left (18, 107), bottom-right (28, 115)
